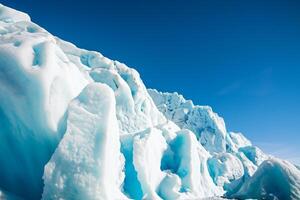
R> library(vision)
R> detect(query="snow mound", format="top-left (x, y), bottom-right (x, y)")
top-left (228, 158), bottom-right (300, 199)
top-left (0, 4), bottom-right (299, 200)
top-left (0, 4), bottom-right (30, 23)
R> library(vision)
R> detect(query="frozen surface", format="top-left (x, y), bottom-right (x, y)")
top-left (133, 128), bottom-right (167, 199)
top-left (0, 4), bottom-right (30, 23)
top-left (148, 89), bottom-right (227, 153)
top-left (42, 83), bottom-right (127, 200)
top-left (164, 130), bottom-right (222, 198)
top-left (228, 158), bottom-right (300, 199)
top-left (0, 4), bottom-right (299, 200)
top-left (208, 153), bottom-right (244, 188)
top-left (0, 4), bottom-right (89, 199)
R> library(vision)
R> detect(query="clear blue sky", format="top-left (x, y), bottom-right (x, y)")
top-left (4, 0), bottom-right (300, 164)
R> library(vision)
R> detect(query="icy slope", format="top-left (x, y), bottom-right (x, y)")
top-left (228, 158), bottom-right (300, 199)
top-left (0, 4), bottom-right (299, 200)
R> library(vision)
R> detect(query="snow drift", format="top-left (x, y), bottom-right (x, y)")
top-left (228, 158), bottom-right (300, 199)
top-left (0, 4), bottom-right (299, 200)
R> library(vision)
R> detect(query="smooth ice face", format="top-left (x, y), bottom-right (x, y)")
top-left (166, 130), bottom-right (222, 198)
top-left (42, 83), bottom-right (127, 200)
top-left (228, 158), bottom-right (300, 199)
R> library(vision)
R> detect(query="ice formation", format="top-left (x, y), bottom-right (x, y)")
top-left (42, 83), bottom-right (127, 200)
top-left (228, 158), bottom-right (300, 199)
top-left (0, 4), bottom-right (299, 200)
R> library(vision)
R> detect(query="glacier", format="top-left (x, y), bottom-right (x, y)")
top-left (0, 3), bottom-right (299, 200)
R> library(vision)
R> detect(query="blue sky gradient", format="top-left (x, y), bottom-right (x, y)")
top-left (3, 0), bottom-right (300, 164)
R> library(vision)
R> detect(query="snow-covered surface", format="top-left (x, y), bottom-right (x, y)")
top-left (0, 4), bottom-right (299, 200)
top-left (133, 128), bottom-right (168, 199)
top-left (228, 158), bottom-right (300, 199)
top-left (42, 83), bottom-right (127, 200)
top-left (148, 89), bottom-right (227, 153)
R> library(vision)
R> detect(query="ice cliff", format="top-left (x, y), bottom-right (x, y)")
top-left (0, 4), bottom-right (299, 200)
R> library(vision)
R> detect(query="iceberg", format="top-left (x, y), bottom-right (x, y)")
top-left (0, 3), bottom-right (299, 200)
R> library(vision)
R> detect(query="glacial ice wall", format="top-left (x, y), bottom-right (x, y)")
top-left (0, 4), bottom-right (299, 200)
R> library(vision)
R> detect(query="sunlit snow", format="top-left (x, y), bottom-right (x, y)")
top-left (0, 4), bottom-right (299, 200)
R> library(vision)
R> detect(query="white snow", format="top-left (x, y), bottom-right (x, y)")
top-left (148, 89), bottom-right (227, 153)
top-left (133, 128), bottom-right (167, 199)
top-left (0, 4), bottom-right (299, 200)
top-left (42, 83), bottom-right (127, 200)
top-left (228, 157), bottom-right (300, 199)
top-left (208, 153), bottom-right (244, 188)
top-left (0, 4), bottom-right (30, 23)
top-left (0, 6), bottom-right (89, 198)
top-left (226, 132), bottom-right (251, 152)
